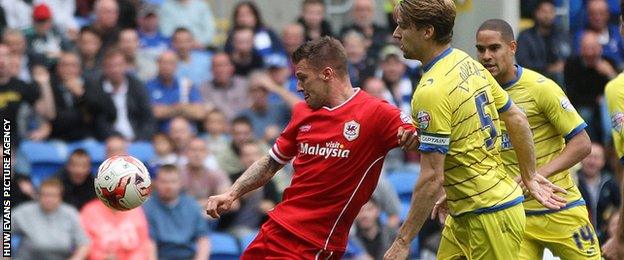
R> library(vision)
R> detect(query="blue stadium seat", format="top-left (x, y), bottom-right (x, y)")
top-left (240, 230), bottom-right (259, 251)
top-left (209, 232), bottom-right (240, 260)
top-left (343, 238), bottom-right (364, 259)
top-left (20, 141), bottom-right (68, 187)
top-left (128, 141), bottom-right (155, 164)
top-left (387, 171), bottom-right (419, 203)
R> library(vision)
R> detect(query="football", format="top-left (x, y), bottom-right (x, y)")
top-left (94, 155), bottom-right (152, 211)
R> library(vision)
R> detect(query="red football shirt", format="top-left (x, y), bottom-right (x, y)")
top-left (268, 89), bottom-right (416, 251)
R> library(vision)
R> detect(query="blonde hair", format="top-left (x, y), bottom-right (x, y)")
top-left (397, 0), bottom-right (456, 44)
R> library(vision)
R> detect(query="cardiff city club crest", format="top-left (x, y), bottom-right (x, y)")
top-left (343, 120), bottom-right (360, 141)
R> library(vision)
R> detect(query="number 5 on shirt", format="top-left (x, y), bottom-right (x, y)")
top-left (475, 91), bottom-right (498, 149)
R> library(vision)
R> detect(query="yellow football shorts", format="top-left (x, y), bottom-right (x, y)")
top-left (520, 205), bottom-right (600, 259)
top-left (437, 203), bottom-right (526, 260)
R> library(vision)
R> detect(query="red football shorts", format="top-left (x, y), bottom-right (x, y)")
top-left (241, 218), bottom-right (345, 259)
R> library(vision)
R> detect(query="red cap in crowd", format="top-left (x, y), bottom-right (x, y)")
top-left (33, 4), bottom-right (52, 22)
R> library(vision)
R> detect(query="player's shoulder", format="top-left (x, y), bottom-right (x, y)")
top-left (605, 73), bottom-right (624, 95)
top-left (292, 101), bottom-right (313, 115)
top-left (358, 89), bottom-right (400, 113)
top-left (519, 67), bottom-right (562, 93)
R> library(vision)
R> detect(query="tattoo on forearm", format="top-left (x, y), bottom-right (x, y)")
top-left (231, 154), bottom-right (283, 198)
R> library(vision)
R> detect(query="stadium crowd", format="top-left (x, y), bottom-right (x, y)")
top-left (2, 0), bottom-right (623, 259)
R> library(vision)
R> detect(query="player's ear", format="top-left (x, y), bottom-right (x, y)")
top-left (423, 25), bottom-right (435, 41)
top-left (320, 67), bottom-right (332, 81)
top-left (509, 40), bottom-right (518, 54)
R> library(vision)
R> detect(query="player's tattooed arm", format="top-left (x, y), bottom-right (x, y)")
top-left (230, 154), bottom-right (284, 199)
top-left (206, 154), bottom-right (284, 218)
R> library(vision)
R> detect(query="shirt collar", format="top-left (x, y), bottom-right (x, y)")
top-left (501, 65), bottom-right (523, 89)
top-left (103, 79), bottom-right (129, 94)
top-left (422, 47), bottom-right (453, 73)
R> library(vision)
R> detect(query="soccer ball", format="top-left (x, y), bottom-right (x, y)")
top-left (94, 155), bottom-right (152, 211)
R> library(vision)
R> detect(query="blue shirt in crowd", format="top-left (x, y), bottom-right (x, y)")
top-left (143, 193), bottom-right (209, 259)
top-left (176, 51), bottom-right (212, 88)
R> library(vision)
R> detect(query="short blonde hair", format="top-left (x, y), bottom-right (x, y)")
top-left (397, 0), bottom-right (456, 44)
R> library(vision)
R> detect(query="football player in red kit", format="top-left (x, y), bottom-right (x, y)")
top-left (205, 36), bottom-right (418, 259)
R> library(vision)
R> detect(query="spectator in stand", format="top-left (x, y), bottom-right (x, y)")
top-left (362, 77), bottom-right (392, 101)
top-left (105, 133), bottom-right (129, 158)
top-left (23, 4), bottom-right (74, 67)
top-left (76, 27), bottom-right (103, 80)
top-left (0, 43), bottom-right (47, 148)
top-left (143, 165), bottom-right (211, 259)
top-left (225, 1), bottom-right (285, 60)
top-left (297, 0), bottom-right (334, 41)
top-left (168, 116), bottom-right (196, 156)
top-left (352, 198), bottom-right (397, 260)
top-left (17, 63), bottom-right (56, 142)
top-left (149, 133), bottom-right (178, 175)
top-left (34, 0), bottom-right (79, 37)
top-left (136, 4), bottom-right (168, 81)
top-left (146, 50), bottom-right (205, 129)
top-left (343, 30), bottom-right (376, 88)
top-left (217, 140), bottom-right (279, 237)
top-left (340, 0), bottom-right (390, 60)
top-left (564, 31), bottom-right (616, 142)
top-left (12, 178), bottom-right (90, 260)
top-left (171, 28), bottom-right (212, 88)
top-left (49, 52), bottom-right (95, 141)
top-left (117, 28), bottom-right (156, 82)
top-left (80, 199), bottom-right (154, 260)
top-left (578, 143), bottom-right (621, 243)
top-left (216, 116), bottom-right (268, 176)
top-left (265, 53), bottom-right (301, 102)
top-left (238, 72), bottom-right (295, 142)
top-left (201, 52), bottom-right (250, 121)
top-left (516, 0), bottom-right (570, 86)
top-left (84, 48), bottom-right (155, 141)
top-left (158, 0), bottom-right (214, 48)
top-left (228, 26), bottom-right (265, 77)
top-left (573, 0), bottom-right (624, 68)
top-left (137, 4), bottom-right (169, 54)
top-left (90, 0), bottom-right (121, 51)
top-left (180, 138), bottom-right (230, 204)
top-left (1, 0), bottom-right (32, 30)
top-left (282, 23), bottom-right (306, 58)
top-left (376, 45), bottom-right (413, 115)
top-left (3, 29), bottom-right (45, 83)
top-left (55, 149), bottom-right (96, 210)
top-left (202, 109), bottom-right (231, 160)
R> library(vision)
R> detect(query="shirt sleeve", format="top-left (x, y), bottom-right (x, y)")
top-left (188, 85), bottom-right (203, 103)
top-left (68, 206), bottom-right (91, 246)
top-left (487, 72), bottom-right (512, 113)
top-left (605, 79), bottom-right (624, 163)
top-left (193, 200), bottom-right (210, 238)
top-left (413, 87), bottom-right (452, 154)
top-left (536, 79), bottom-right (587, 141)
top-left (375, 100), bottom-right (417, 152)
top-left (268, 104), bottom-right (301, 164)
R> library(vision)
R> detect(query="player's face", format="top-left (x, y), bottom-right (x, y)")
top-left (392, 9), bottom-right (424, 60)
top-left (476, 30), bottom-right (516, 79)
top-left (295, 59), bottom-right (330, 110)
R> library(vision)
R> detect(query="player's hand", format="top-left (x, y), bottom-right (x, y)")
top-left (397, 127), bottom-right (418, 151)
top-left (602, 237), bottom-right (624, 260)
top-left (384, 238), bottom-right (410, 260)
top-left (205, 192), bottom-right (235, 218)
top-left (524, 174), bottom-right (567, 210)
top-left (430, 194), bottom-right (448, 224)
